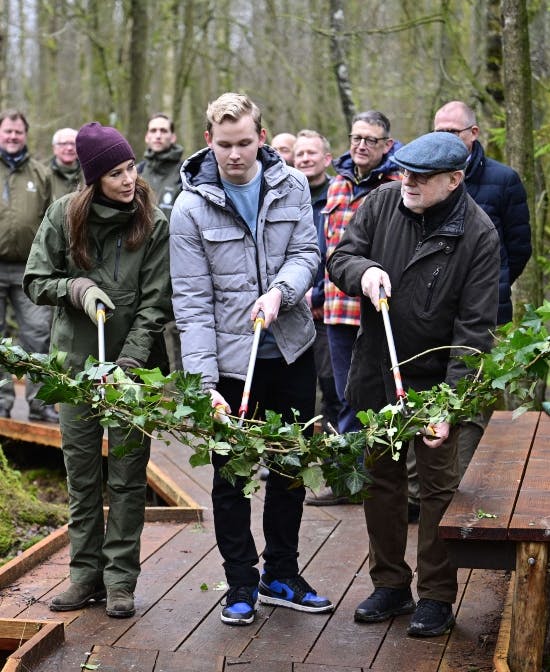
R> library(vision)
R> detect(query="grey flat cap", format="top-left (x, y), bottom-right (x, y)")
top-left (391, 131), bottom-right (468, 173)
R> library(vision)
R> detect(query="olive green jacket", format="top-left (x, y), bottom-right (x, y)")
top-left (0, 150), bottom-right (51, 262)
top-left (47, 158), bottom-right (81, 201)
top-left (137, 144), bottom-right (183, 222)
top-left (23, 195), bottom-right (172, 372)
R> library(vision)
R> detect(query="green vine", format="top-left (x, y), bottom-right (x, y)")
top-left (0, 302), bottom-right (548, 500)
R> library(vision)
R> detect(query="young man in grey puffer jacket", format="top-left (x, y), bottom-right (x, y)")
top-left (170, 92), bottom-right (333, 626)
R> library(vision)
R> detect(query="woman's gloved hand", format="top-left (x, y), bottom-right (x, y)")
top-left (69, 278), bottom-right (115, 324)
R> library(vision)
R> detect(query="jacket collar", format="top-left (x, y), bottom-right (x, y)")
top-left (332, 142), bottom-right (403, 184)
top-left (400, 182), bottom-right (467, 236)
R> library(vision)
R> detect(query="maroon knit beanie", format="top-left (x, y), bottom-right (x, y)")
top-left (76, 122), bottom-right (135, 185)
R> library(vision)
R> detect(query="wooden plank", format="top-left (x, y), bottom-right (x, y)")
top-left (246, 510), bottom-right (366, 665)
top-left (147, 458), bottom-right (201, 509)
top-left (509, 413), bottom-right (550, 541)
top-left (0, 619), bottom-right (64, 672)
top-left (86, 644), bottom-right (157, 672)
top-left (508, 541), bottom-right (549, 672)
top-left (0, 526), bottom-right (69, 590)
top-left (440, 569), bottom-right (509, 672)
top-left (493, 573), bottom-right (514, 672)
top-left (305, 520), bottom-right (418, 669)
top-left (63, 520), bottom-right (218, 648)
top-left (439, 411), bottom-right (539, 542)
top-left (0, 417), bottom-right (109, 455)
top-left (148, 441), bottom-right (213, 510)
top-left (5, 620), bottom-right (64, 672)
top-left (154, 650), bottom-right (225, 672)
top-left (144, 506), bottom-right (203, 523)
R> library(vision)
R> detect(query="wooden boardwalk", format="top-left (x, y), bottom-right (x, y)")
top-left (0, 429), bottom-right (510, 672)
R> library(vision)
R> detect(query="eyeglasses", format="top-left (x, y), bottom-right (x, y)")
top-left (55, 141), bottom-right (76, 147)
top-left (399, 168), bottom-right (448, 184)
top-left (348, 134), bottom-right (388, 147)
top-left (434, 125), bottom-right (473, 135)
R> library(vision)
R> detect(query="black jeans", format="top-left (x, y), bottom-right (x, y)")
top-left (213, 348), bottom-right (316, 587)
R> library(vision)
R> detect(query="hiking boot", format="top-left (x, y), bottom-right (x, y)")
top-left (407, 598), bottom-right (455, 637)
top-left (29, 405), bottom-right (59, 423)
top-left (106, 587), bottom-right (135, 618)
top-left (354, 586), bottom-right (415, 623)
top-left (50, 582), bottom-right (106, 611)
top-left (258, 574), bottom-right (333, 613)
top-left (220, 585), bottom-right (258, 625)
top-left (305, 487), bottom-right (352, 506)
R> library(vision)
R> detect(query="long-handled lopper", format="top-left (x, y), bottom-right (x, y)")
top-left (379, 288), bottom-right (436, 436)
top-left (378, 287), bottom-right (407, 413)
top-left (237, 310), bottom-right (265, 427)
top-left (96, 301), bottom-right (107, 399)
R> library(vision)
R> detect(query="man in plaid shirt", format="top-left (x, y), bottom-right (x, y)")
top-left (324, 111), bottom-right (401, 435)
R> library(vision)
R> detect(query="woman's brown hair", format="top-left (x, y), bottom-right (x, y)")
top-left (67, 175), bottom-right (154, 270)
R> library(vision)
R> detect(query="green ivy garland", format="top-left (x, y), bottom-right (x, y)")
top-left (0, 302), bottom-right (548, 500)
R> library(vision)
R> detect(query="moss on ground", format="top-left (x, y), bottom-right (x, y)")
top-left (0, 446), bottom-right (68, 560)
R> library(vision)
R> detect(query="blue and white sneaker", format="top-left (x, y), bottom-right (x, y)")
top-left (258, 574), bottom-right (333, 613)
top-left (220, 586), bottom-right (258, 625)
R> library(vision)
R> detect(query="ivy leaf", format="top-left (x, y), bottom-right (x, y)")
top-left (300, 464), bottom-right (324, 491)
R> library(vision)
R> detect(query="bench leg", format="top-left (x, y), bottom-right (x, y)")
top-left (508, 541), bottom-right (549, 672)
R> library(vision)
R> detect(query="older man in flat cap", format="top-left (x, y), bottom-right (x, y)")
top-left (327, 132), bottom-right (500, 638)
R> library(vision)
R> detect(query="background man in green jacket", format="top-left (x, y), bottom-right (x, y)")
top-left (47, 127), bottom-right (81, 200)
top-left (0, 109), bottom-right (56, 422)
top-left (138, 112), bottom-right (183, 371)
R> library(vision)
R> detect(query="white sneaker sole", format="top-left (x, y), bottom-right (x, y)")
top-left (258, 593), bottom-right (333, 612)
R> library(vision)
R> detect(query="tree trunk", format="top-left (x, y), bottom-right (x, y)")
top-left (127, 0), bottom-right (149, 153)
top-left (500, 0), bottom-right (541, 314)
top-left (329, 0), bottom-right (356, 129)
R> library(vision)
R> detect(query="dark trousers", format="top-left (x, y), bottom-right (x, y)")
top-left (365, 429), bottom-right (460, 603)
top-left (326, 323), bottom-right (362, 433)
top-left (213, 349), bottom-right (316, 587)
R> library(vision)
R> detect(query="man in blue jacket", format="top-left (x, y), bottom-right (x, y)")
top-left (407, 101), bottom-right (532, 523)
top-left (433, 100), bottom-right (531, 325)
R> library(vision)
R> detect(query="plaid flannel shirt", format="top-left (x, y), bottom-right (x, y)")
top-left (324, 163), bottom-right (400, 326)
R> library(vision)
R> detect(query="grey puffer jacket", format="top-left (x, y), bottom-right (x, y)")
top-left (170, 145), bottom-right (320, 388)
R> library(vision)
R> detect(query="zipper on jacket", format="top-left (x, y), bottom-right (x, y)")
top-left (114, 235), bottom-right (122, 281)
top-left (415, 217), bottom-right (427, 252)
top-left (424, 266), bottom-right (441, 312)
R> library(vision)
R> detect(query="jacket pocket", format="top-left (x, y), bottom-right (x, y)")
top-left (424, 265), bottom-right (441, 312)
top-left (107, 288), bottom-right (136, 306)
top-left (202, 226), bottom-right (249, 287)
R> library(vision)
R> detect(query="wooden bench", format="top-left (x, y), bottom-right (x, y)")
top-left (439, 410), bottom-right (550, 672)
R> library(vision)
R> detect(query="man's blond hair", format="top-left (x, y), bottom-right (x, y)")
top-left (206, 93), bottom-right (262, 135)
top-left (296, 129), bottom-right (331, 154)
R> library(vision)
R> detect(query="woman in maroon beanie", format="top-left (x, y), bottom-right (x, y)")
top-left (23, 122), bottom-right (172, 618)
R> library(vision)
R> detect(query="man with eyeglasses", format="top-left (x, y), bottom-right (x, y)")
top-left (328, 132), bottom-right (500, 638)
top-left (433, 101), bottom-right (531, 326)
top-left (47, 127), bottom-right (81, 200)
top-left (0, 109), bottom-right (57, 422)
top-left (323, 111), bottom-right (400, 445)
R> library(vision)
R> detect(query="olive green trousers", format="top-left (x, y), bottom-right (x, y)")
top-left (59, 403), bottom-right (150, 591)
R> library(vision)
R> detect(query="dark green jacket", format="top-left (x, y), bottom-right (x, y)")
top-left (23, 195), bottom-right (172, 372)
top-left (137, 144), bottom-right (183, 221)
top-left (0, 149), bottom-right (51, 262)
top-left (47, 158), bottom-right (81, 201)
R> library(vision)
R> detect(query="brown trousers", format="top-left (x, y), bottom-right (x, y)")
top-left (364, 428), bottom-right (459, 604)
